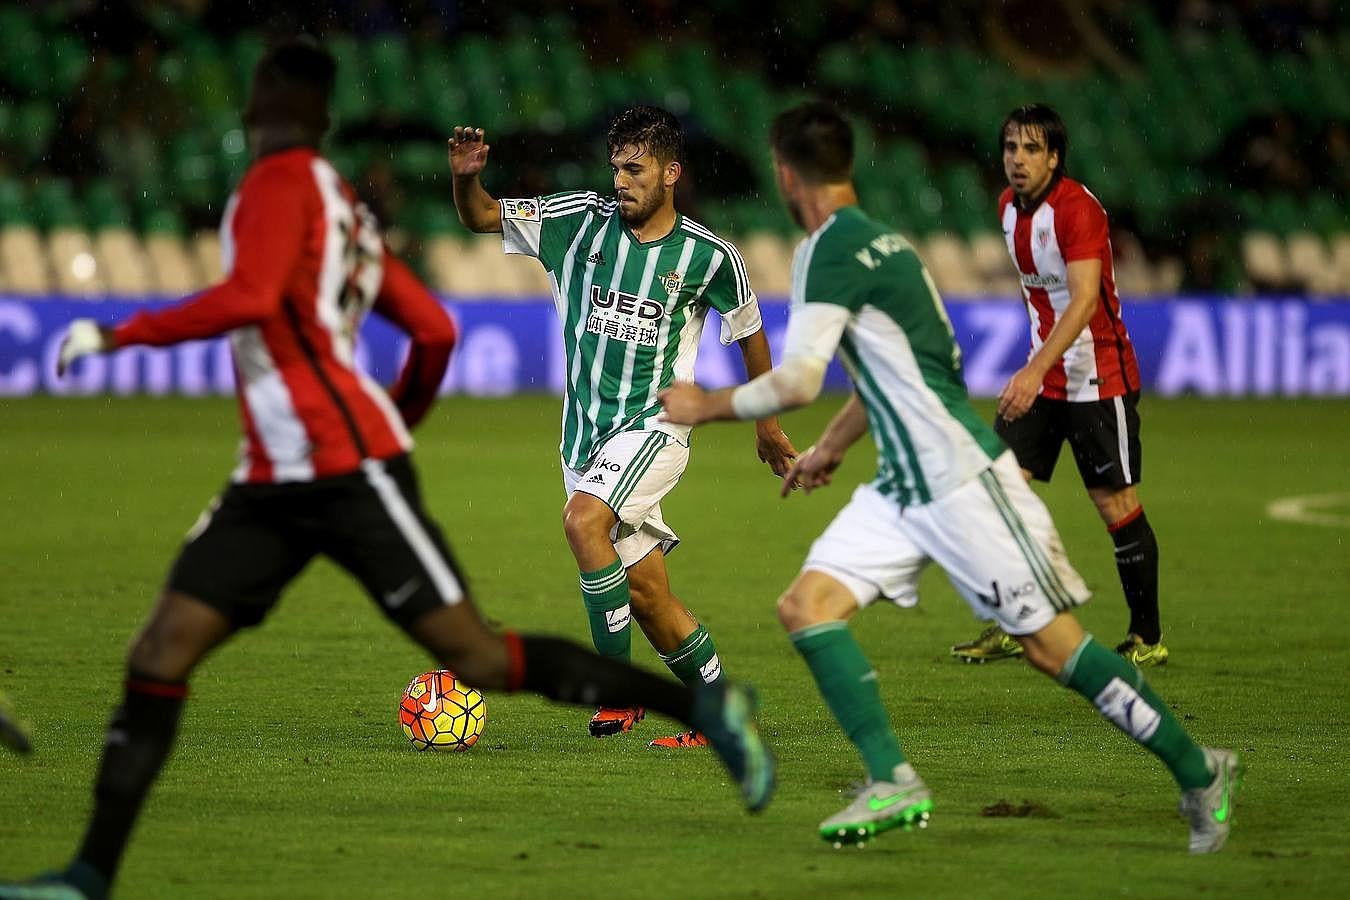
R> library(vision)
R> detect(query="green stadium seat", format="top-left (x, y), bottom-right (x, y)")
top-left (394, 143), bottom-right (446, 189)
top-left (231, 34), bottom-right (266, 99)
top-left (83, 179), bottom-right (133, 231)
top-left (0, 177), bottom-right (27, 227)
top-left (329, 34), bottom-right (372, 126)
top-left (0, 7), bottom-right (45, 95)
top-left (167, 135), bottom-right (219, 211)
top-left (418, 49), bottom-right (471, 133)
top-left (370, 36), bottom-right (418, 119)
top-left (47, 34), bottom-right (89, 98)
top-left (32, 179), bottom-right (81, 231)
top-left (144, 207), bottom-right (186, 236)
top-left (12, 103), bottom-right (56, 167)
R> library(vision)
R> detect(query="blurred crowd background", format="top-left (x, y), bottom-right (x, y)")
top-left (1, 0), bottom-right (1347, 299)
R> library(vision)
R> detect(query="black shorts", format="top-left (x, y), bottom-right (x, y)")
top-left (994, 392), bottom-right (1142, 489)
top-left (168, 454), bottom-right (468, 629)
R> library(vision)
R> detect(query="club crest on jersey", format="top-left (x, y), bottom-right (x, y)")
top-left (1037, 228), bottom-right (1050, 248)
top-left (659, 269), bottom-right (684, 296)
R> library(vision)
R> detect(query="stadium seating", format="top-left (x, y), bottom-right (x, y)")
top-left (0, 5), bottom-right (1345, 297)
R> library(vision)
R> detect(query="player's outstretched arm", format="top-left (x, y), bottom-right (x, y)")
top-left (780, 393), bottom-right (868, 497)
top-left (736, 329), bottom-right (799, 476)
top-left (57, 169), bottom-right (305, 376)
top-left (449, 126), bottom-right (502, 234)
top-left (374, 253), bottom-right (458, 429)
top-left (998, 255), bottom-right (1102, 420)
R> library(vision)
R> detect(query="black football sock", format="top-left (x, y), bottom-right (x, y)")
top-left (1109, 507), bottom-right (1161, 644)
top-left (76, 673), bottom-right (187, 882)
top-left (506, 633), bottom-right (693, 722)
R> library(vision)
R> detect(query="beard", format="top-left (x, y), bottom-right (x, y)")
top-left (618, 183), bottom-right (667, 225)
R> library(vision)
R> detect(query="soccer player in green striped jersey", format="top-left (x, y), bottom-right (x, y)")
top-left (450, 106), bottom-right (797, 747)
top-left (659, 101), bottom-right (1240, 852)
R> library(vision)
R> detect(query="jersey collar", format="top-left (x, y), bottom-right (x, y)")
top-left (620, 211), bottom-right (684, 247)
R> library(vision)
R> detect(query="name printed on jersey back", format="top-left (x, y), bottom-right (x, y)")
top-left (854, 232), bottom-right (909, 270)
top-left (585, 286), bottom-right (664, 347)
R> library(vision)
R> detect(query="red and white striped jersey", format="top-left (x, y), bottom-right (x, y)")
top-left (999, 176), bottom-right (1139, 401)
top-left (114, 147), bottom-right (456, 483)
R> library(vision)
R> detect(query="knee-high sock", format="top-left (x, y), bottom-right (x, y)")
top-left (659, 624), bottom-right (724, 687)
top-left (505, 633), bottom-right (692, 722)
top-left (1059, 636), bottom-right (1210, 790)
top-left (1109, 507), bottom-right (1161, 643)
top-left (791, 622), bottom-right (906, 782)
top-left (580, 560), bottom-right (633, 662)
top-left (77, 674), bottom-right (187, 881)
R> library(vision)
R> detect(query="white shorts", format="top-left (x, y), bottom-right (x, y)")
top-left (803, 452), bottom-right (1090, 635)
top-left (563, 430), bottom-right (688, 568)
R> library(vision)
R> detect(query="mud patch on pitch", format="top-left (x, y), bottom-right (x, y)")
top-left (980, 800), bottom-right (1061, 818)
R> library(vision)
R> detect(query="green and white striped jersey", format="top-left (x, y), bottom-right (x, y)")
top-left (791, 206), bottom-right (1004, 506)
top-left (502, 191), bottom-right (762, 469)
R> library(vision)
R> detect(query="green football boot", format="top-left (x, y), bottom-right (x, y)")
top-left (819, 763), bottom-right (933, 847)
top-left (1179, 747), bottom-right (1242, 853)
top-left (1115, 634), bottom-right (1169, 667)
top-left (0, 863), bottom-right (108, 900)
top-left (691, 682), bottom-right (776, 813)
top-left (950, 625), bottom-right (1024, 663)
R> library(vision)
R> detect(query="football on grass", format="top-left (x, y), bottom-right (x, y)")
top-left (399, 670), bottom-right (486, 751)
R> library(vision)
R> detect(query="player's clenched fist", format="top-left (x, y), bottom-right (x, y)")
top-left (448, 126), bottom-right (490, 176)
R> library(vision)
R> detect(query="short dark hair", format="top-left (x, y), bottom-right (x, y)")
top-left (769, 101), bottom-right (854, 184)
top-left (244, 38), bottom-right (336, 134)
top-left (1000, 104), bottom-right (1068, 174)
top-left (607, 105), bottom-right (683, 164)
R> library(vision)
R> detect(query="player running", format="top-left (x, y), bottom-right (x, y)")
top-left (659, 101), bottom-right (1239, 853)
top-left (951, 104), bottom-right (1166, 666)
top-left (0, 41), bottom-right (772, 900)
top-left (449, 106), bottom-right (797, 747)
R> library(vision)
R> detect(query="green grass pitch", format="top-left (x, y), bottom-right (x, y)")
top-left (1, 395), bottom-right (1348, 898)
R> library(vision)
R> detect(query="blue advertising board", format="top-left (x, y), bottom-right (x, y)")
top-left (1, 296), bottom-right (1347, 398)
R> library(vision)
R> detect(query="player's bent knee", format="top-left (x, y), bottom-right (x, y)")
top-left (1089, 486), bottom-right (1139, 526)
top-left (776, 587), bottom-right (828, 632)
top-left (561, 495), bottom-right (617, 552)
top-left (777, 571), bottom-right (859, 632)
top-left (126, 591), bottom-right (231, 682)
top-left (405, 603), bottom-right (509, 691)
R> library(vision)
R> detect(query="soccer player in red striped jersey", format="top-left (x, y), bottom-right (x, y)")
top-left (0, 40), bottom-right (772, 900)
top-left (951, 104), bottom-right (1167, 666)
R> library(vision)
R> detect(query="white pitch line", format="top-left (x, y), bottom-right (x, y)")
top-left (1266, 493), bottom-right (1350, 528)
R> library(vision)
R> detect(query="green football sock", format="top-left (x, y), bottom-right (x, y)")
top-left (580, 560), bottom-right (631, 663)
top-left (791, 621), bottom-right (906, 782)
top-left (658, 625), bottom-right (723, 687)
top-left (1059, 635), bottom-right (1211, 790)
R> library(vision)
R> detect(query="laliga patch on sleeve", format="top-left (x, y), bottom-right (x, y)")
top-left (502, 199), bottom-right (539, 221)
top-left (1093, 676), bottom-right (1161, 742)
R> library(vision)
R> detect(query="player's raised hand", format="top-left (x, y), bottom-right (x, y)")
top-left (781, 444), bottom-right (843, 498)
top-left (57, 318), bottom-right (115, 376)
top-left (448, 126), bottom-right (491, 177)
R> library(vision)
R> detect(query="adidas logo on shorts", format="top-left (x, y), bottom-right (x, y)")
top-left (585, 473), bottom-right (606, 484)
